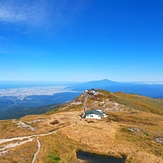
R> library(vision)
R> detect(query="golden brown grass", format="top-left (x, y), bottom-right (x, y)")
top-left (1, 110), bottom-right (163, 163)
top-left (1, 90), bottom-right (163, 163)
top-left (113, 92), bottom-right (163, 115)
top-left (0, 139), bottom-right (37, 163)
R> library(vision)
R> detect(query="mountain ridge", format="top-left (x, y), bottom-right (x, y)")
top-left (0, 89), bottom-right (163, 162)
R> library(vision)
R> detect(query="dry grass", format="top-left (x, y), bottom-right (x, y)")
top-left (1, 90), bottom-right (163, 163)
top-left (58, 113), bottom-right (163, 163)
top-left (38, 133), bottom-right (88, 163)
top-left (0, 139), bottom-right (37, 163)
top-left (1, 110), bottom-right (163, 163)
top-left (113, 92), bottom-right (163, 115)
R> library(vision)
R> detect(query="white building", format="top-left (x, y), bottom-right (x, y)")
top-left (83, 110), bottom-right (107, 120)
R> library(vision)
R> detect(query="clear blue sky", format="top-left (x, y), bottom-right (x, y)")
top-left (0, 0), bottom-right (163, 82)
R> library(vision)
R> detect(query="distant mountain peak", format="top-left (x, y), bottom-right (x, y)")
top-left (98, 79), bottom-right (117, 82)
top-left (101, 79), bottom-right (113, 81)
top-left (85, 79), bottom-right (118, 84)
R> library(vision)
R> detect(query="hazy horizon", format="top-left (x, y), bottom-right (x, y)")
top-left (0, 79), bottom-right (163, 84)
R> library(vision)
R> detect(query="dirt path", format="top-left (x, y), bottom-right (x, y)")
top-left (32, 138), bottom-right (41, 163)
top-left (0, 136), bottom-right (34, 156)
top-left (0, 120), bottom-right (80, 162)
top-left (0, 136), bottom-right (33, 144)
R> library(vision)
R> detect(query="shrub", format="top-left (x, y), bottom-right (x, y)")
top-left (48, 154), bottom-right (60, 161)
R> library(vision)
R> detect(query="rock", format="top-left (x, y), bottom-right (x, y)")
top-left (154, 138), bottom-right (163, 144)
top-left (127, 128), bottom-right (141, 132)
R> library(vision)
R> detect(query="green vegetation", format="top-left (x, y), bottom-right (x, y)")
top-left (40, 132), bottom-right (89, 163)
top-left (98, 90), bottom-right (163, 115)
top-left (116, 93), bottom-right (162, 112)
top-left (0, 104), bottom-right (61, 120)
top-left (143, 131), bottom-right (149, 136)
top-left (48, 154), bottom-right (61, 162)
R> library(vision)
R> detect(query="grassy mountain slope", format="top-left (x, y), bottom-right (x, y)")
top-left (50, 89), bottom-right (163, 115)
top-left (0, 90), bottom-right (163, 163)
top-left (113, 91), bottom-right (163, 114)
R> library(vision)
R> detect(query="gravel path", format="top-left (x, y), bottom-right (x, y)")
top-left (32, 138), bottom-right (41, 163)
top-left (0, 120), bottom-right (79, 162)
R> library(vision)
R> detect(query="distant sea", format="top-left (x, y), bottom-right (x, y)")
top-left (0, 81), bottom-right (74, 89)
top-left (0, 81), bottom-right (81, 119)
top-left (0, 81), bottom-right (80, 107)
top-left (105, 83), bottom-right (163, 98)
top-left (69, 80), bottom-right (163, 99)
top-left (0, 81), bottom-right (163, 120)
top-left (0, 81), bottom-right (163, 98)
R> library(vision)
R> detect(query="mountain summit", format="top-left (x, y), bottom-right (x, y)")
top-left (71, 79), bottom-right (119, 91)
top-left (84, 79), bottom-right (119, 86)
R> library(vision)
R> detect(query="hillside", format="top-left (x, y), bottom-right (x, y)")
top-left (0, 90), bottom-right (163, 163)
top-left (51, 89), bottom-right (163, 115)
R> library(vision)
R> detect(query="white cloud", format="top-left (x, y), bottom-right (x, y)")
top-left (0, 3), bottom-right (31, 22)
top-left (0, 0), bottom-right (87, 28)
top-left (0, 86), bottom-right (74, 100)
top-left (0, 0), bottom-right (49, 26)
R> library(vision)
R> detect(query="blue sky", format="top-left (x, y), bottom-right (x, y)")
top-left (0, 0), bottom-right (163, 82)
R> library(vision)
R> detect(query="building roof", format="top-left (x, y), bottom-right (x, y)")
top-left (84, 110), bottom-right (102, 117)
